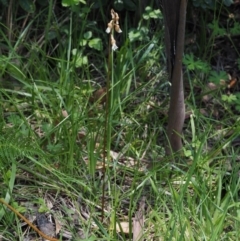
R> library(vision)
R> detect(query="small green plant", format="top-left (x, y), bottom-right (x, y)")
top-left (208, 20), bottom-right (226, 37)
top-left (72, 31), bottom-right (103, 67)
top-left (183, 53), bottom-right (211, 73)
top-left (128, 6), bottom-right (162, 43)
top-left (222, 93), bottom-right (240, 111)
top-left (209, 70), bottom-right (228, 84)
top-left (79, 31), bottom-right (103, 51)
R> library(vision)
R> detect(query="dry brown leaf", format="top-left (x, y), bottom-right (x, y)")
top-left (202, 81), bottom-right (226, 103)
top-left (228, 77), bottom-right (237, 89)
top-left (110, 150), bottom-right (122, 160)
top-left (89, 87), bottom-right (107, 104)
top-left (133, 197), bottom-right (146, 241)
top-left (54, 217), bottom-right (62, 235)
top-left (45, 199), bottom-right (53, 210)
top-left (116, 222), bottom-right (130, 233)
top-left (77, 130), bottom-right (86, 140)
top-left (61, 109), bottom-right (68, 118)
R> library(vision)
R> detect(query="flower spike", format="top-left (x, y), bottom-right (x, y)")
top-left (106, 9), bottom-right (122, 51)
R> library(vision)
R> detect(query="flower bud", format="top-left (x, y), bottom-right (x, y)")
top-left (111, 9), bottom-right (115, 20)
top-left (106, 20), bottom-right (113, 33)
top-left (111, 34), bottom-right (118, 51)
top-left (115, 24), bottom-right (122, 33)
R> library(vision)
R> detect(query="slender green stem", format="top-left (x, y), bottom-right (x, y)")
top-left (102, 31), bottom-right (113, 222)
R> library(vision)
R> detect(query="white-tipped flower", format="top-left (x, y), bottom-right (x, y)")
top-left (106, 9), bottom-right (121, 50)
top-left (111, 9), bottom-right (115, 20)
top-left (106, 27), bottom-right (111, 33)
top-left (112, 43), bottom-right (118, 51)
top-left (111, 35), bottom-right (118, 51)
top-left (115, 24), bottom-right (122, 33)
top-left (106, 20), bottom-right (113, 33)
top-left (114, 12), bottom-right (119, 24)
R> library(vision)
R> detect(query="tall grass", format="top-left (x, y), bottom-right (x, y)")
top-left (0, 2), bottom-right (239, 240)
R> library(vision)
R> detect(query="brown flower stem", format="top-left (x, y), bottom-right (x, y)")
top-left (102, 26), bottom-right (113, 222)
